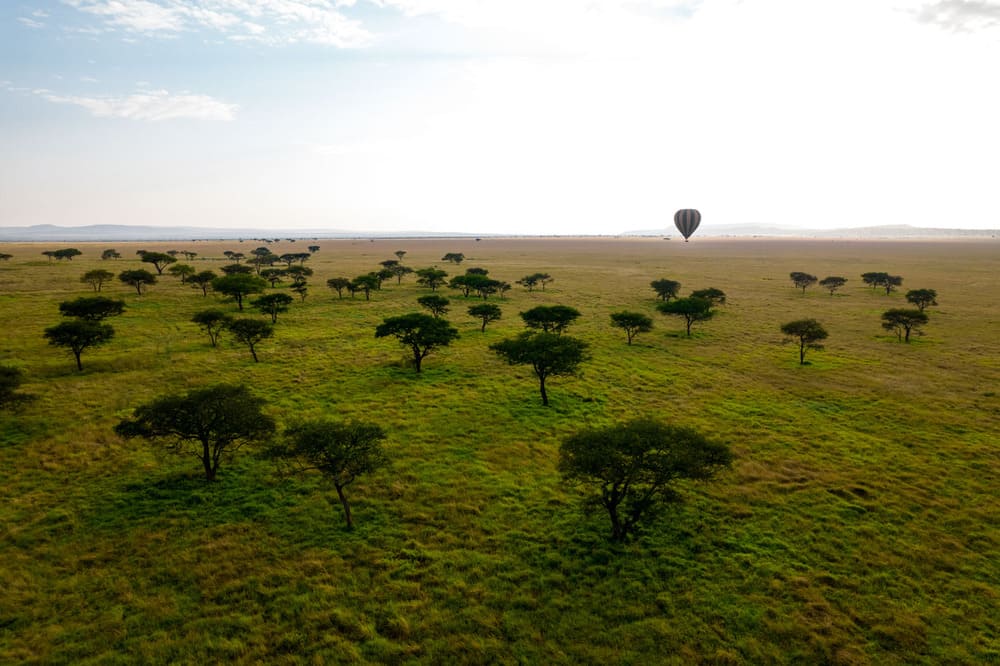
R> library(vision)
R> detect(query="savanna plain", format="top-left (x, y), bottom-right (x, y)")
top-left (0, 237), bottom-right (997, 664)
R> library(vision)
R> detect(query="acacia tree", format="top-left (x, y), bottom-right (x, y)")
top-left (267, 419), bottom-right (389, 529)
top-left (326, 277), bottom-right (352, 298)
top-left (690, 288), bottom-right (726, 306)
top-left (818, 276), bottom-right (847, 295)
top-left (610, 311), bottom-right (653, 345)
top-left (442, 252), bottom-right (465, 264)
top-left (140, 252), bottom-right (177, 275)
top-left (790, 272), bottom-right (818, 293)
top-left (389, 264), bottom-right (413, 285)
top-left (59, 296), bottom-right (125, 321)
top-left (101, 249), bottom-right (121, 260)
top-left (167, 264), bottom-right (195, 283)
top-left (189, 270), bottom-right (217, 296)
top-left (252, 293), bottom-right (294, 323)
top-left (227, 318), bottom-right (274, 362)
top-left (394, 250), bottom-right (406, 262)
top-left (906, 289), bottom-right (938, 312)
top-left (862, 272), bottom-right (902, 294)
top-left (308, 245), bottom-right (321, 253)
top-left (416, 268), bottom-right (448, 291)
top-left (468, 303), bottom-right (501, 332)
top-left (351, 273), bottom-right (380, 301)
top-left (650, 279), bottom-right (681, 302)
top-left (657, 297), bottom-right (714, 336)
top-left (119, 269), bottom-right (157, 295)
top-left (559, 419), bottom-right (733, 541)
top-left (191, 309), bottom-right (232, 347)
top-left (0, 253), bottom-right (12, 261)
top-left (520, 305), bottom-right (581, 333)
top-left (780, 319), bottom-right (828, 364)
top-left (374, 313), bottom-right (459, 373)
top-left (114, 384), bottom-right (275, 481)
top-left (81, 269), bottom-right (115, 292)
top-left (53, 248), bottom-right (82, 261)
top-left (881, 309), bottom-right (928, 342)
top-left (211, 273), bottom-right (267, 310)
top-left (418, 294), bottom-right (450, 318)
top-left (44, 320), bottom-right (114, 371)
top-left (490, 331), bottom-right (588, 406)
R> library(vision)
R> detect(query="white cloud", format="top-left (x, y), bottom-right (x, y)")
top-left (915, 0), bottom-right (1000, 31)
top-left (36, 88), bottom-right (238, 121)
top-left (61, 0), bottom-right (372, 47)
top-left (18, 17), bottom-right (46, 29)
top-left (80, 76), bottom-right (101, 83)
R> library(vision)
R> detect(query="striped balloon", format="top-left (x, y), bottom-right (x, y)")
top-left (674, 209), bottom-right (701, 241)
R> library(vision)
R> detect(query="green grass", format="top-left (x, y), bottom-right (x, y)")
top-left (1, 238), bottom-right (998, 663)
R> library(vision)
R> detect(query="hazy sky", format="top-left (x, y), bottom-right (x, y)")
top-left (2, 1), bottom-right (999, 234)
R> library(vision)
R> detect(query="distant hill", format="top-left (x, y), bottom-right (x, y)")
top-left (625, 224), bottom-right (999, 239)
top-left (0, 224), bottom-right (480, 242)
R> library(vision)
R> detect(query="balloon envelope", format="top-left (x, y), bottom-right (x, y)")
top-left (674, 209), bottom-right (701, 241)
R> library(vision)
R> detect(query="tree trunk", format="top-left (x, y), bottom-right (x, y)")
top-left (335, 484), bottom-right (353, 529)
top-left (799, 340), bottom-right (806, 364)
top-left (74, 350), bottom-right (83, 371)
top-left (685, 318), bottom-right (693, 336)
top-left (480, 320), bottom-right (487, 333)
top-left (539, 375), bottom-right (548, 406)
top-left (249, 344), bottom-right (259, 362)
top-left (626, 331), bottom-right (634, 345)
top-left (201, 444), bottom-right (216, 481)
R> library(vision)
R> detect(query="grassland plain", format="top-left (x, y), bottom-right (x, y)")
top-left (0, 237), bottom-right (997, 664)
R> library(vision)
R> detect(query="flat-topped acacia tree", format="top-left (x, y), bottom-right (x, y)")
top-left (559, 419), bottom-right (733, 541)
top-left (211, 274), bottom-right (267, 310)
top-left (267, 419), bottom-right (389, 529)
top-left (80, 269), bottom-right (115, 292)
top-left (657, 297), bottom-right (715, 337)
top-left (780, 319), bottom-right (829, 364)
top-left (44, 320), bottom-right (114, 371)
top-left (375, 313), bottom-right (459, 373)
top-left (610, 311), bottom-right (653, 345)
top-left (490, 331), bottom-right (588, 406)
top-left (114, 384), bottom-right (275, 481)
top-left (119, 269), bottom-right (157, 295)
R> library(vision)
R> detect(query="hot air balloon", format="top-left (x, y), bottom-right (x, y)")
top-left (674, 209), bottom-right (701, 242)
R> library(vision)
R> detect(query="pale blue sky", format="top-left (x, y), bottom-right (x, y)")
top-left (2, 1), bottom-right (999, 233)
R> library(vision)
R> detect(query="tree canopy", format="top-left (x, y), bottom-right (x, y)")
top-left (520, 305), bottom-right (581, 333)
top-left (227, 318), bottom-right (274, 362)
top-left (818, 276), bottom-right (847, 295)
top-left (59, 296), bottom-right (126, 321)
top-left (80, 269), bottom-right (115, 292)
top-left (375, 313), bottom-right (459, 373)
top-left (610, 311), bottom-right (653, 345)
top-left (780, 319), bottom-right (829, 364)
top-left (114, 384), bottom-right (275, 481)
top-left (881, 309), bottom-right (928, 342)
top-left (650, 279), bottom-right (681, 302)
top-left (690, 288), bottom-right (726, 306)
top-left (490, 331), bottom-right (588, 406)
top-left (468, 303), bottom-right (502, 332)
top-left (657, 297), bottom-right (714, 336)
top-left (415, 268), bottom-right (449, 291)
top-left (191, 309), bottom-right (232, 347)
top-left (118, 269), bottom-right (157, 295)
top-left (790, 272), bottom-right (818, 293)
top-left (140, 252), bottom-right (177, 274)
top-left (905, 289), bottom-right (938, 312)
top-left (559, 419), bottom-right (733, 541)
top-left (442, 252), bottom-right (465, 264)
top-left (252, 293), bottom-right (294, 323)
top-left (211, 274), bottom-right (267, 310)
top-left (417, 294), bottom-right (451, 318)
top-left (44, 320), bottom-right (114, 371)
top-left (267, 419), bottom-right (389, 529)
